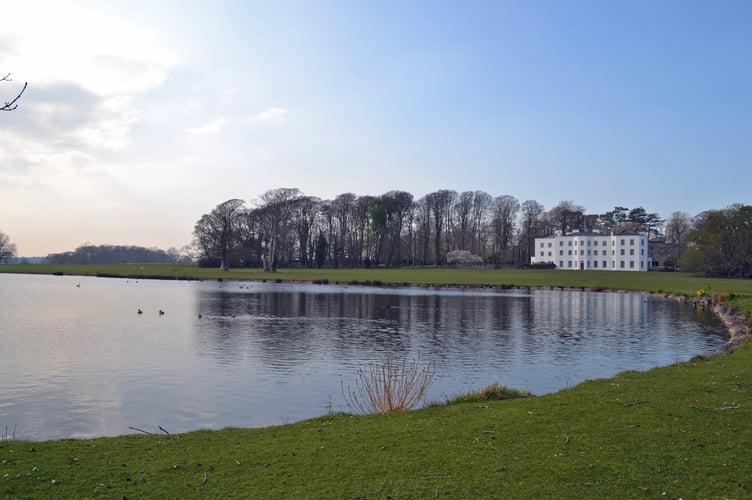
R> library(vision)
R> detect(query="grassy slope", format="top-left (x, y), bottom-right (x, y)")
top-left (1, 265), bottom-right (751, 497)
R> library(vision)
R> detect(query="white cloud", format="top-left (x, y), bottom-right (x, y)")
top-left (2, 2), bottom-right (176, 97)
top-left (69, 96), bottom-right (140, 149)
top-left (185, 118), bottom-right (228, 135)
top-left (251, 107), bottom-right (289, 123)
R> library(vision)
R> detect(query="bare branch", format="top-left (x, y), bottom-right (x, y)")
top-left (2, 73), bottom-right (27, 111)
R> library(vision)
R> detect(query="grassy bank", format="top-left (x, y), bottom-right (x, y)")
top-left (4, 263), bottom-right (752, 298)
top-left (2, 265), bottom-right (751, 497)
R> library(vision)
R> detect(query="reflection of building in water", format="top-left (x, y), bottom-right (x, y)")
top-left (530, 290), bottom-right (650, 352)
top-left (534, 290), bottom-right (647, 325)
top-left (531, 230), bottom-right (650, 271)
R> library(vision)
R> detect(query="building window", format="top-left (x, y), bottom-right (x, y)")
top-left (593, 250), bottom-right (598, 256)
top-left (559, 250), bottom-right (563, 256)
top-left (587, 250), bottom-right (591, 256)
top-left (621, 239), bottom-right (625, 245)
top-left (568, 241), bottom-right (572, 246)
top-left (587, 240), bottom-right (591, 246)
top-left (620, 249), bottom-right (625, 256)
top-left (630, 261), bottom-right (635, 268)
top-left (560, 241), bottom-right (563, 246)
top-left (641, 249), bottom-right (644, 255)
top-left (630, 249), bottom-right (634, 256)
top-left (603, 260), bottom-right (608, 268)
top-left (540, 252), bottom-right (544, 257)
top-left (580, 250), bottom-right (584, 255)
top-left (548, 251), bottom-right (552, 257)
top-left (548, 242), bottom-right (552, 247)
top-left (620, 261), bottom-right (625, 268)
top-left (568, 250), bottom-right (572, 255)
top-left (593, 260), bottom-right (598, 268)
top-left (559, 261), bottom-right (564, 268)
top-left (568, 261), bottom-right (572, 268)
top-left (641, 261), bottom-right (644, 268)
top-left (630, 239), bottom-right (635, 246)
top-left (540, 242), bottom-right (544, 248)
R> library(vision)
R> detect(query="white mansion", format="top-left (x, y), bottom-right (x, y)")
top-left (531, 230), bottom-right (651, 271)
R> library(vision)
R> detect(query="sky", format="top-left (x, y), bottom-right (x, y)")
top-left (1, 0), bottom-right (751, 256)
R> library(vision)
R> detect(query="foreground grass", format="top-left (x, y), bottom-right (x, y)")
top-left (2, 264), bottom-right (752, 496)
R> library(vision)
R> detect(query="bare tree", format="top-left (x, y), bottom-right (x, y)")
top-left (471, 191), bottom-right (492, 257)
top-left (385, 190), bottom-right (414, 266)
top-left (550, 200), bottom-right (585, 234)
top-left (0, 231), bottom-right (18, 263)
top-left (292, 196), bottom-right (321, 267)
top-left (415, 195), bottom-right (432, 264)
top-left (490, 195), bottom-right (520, 265)
top-left (258, 187), bottom-right (302, 271)
top-left (2, 74), bottom-right (27, 111)
top-left (665, 211), bottom-right (692, 246)
top-left (426, 190), bottom-right (455, 265)
top-left (193, 199), bottom-right (246, 271)
top-left (345, 195), bottom-right (372, 267)
top-left (330, 193), bottom-right (356, 268)
top-left (518, 200), bottom-right (545, 266)
top-left (452, 191), bottom-right (474, 251)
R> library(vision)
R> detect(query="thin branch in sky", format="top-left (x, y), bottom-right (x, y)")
top-left (2, 73), bottom-right (27, 111)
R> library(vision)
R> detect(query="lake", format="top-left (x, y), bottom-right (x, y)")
top-left (0, 273), bottom-right (728, 441)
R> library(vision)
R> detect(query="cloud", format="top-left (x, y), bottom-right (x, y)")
top-left (250, 107), bottom-right (289, 123)
top-left (2, 2), bottom-right (176, 97)
top-left (185, 118), bottom-right (228, 135)
top-left (69, 96), bottom-right (140, 149)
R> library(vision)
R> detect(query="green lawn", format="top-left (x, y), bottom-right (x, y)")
top-left (1, 265), bottom-right (751, 497)
top-left (4, 262), bottom-right (752, 297)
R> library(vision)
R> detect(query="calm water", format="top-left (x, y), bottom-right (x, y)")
top-left (0, 273), bottom-right (728, 441)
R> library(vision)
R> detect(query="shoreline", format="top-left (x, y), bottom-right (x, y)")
top-left (671, 294), bottom-right (751, 355)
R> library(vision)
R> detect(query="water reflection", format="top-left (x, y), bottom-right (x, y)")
top-left (0, 275), bottom-right (728, 441)
top-left (193, 282), bottom-right (726, 399)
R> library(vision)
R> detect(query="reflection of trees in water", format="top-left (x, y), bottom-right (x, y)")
top-left (192, 286), bottom-right (726, 383)
top-left (194, 287), bottom-right (532, 374)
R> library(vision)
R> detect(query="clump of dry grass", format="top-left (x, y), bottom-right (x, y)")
top-left (342, 354), bottom-right (435, 414)
top-left (439, 382), bottom-right (534, 406)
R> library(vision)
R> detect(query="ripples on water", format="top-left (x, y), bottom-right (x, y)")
top-left (0, 273), bottom-right (727, 440)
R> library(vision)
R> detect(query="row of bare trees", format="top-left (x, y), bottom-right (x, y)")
top-left (193, 188), bottom-right (667, 271)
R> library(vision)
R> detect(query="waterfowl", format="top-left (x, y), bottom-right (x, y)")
top-left (138, 309), bottom-right (143, 314)
top-left (159, 309), bottom-right (165, 315)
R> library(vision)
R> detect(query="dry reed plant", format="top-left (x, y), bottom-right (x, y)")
top-left (342, 354), bottom-right (435, 414)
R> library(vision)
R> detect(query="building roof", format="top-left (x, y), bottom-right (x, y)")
top-left (540, 230), bottom-right (648, 238)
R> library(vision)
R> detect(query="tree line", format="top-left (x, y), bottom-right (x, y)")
top-left (46, 244), bottom-right (192, 265)
top-left (2, 198), bottom-right (749, 278)
top-left (192, 188), bottom-right (665, 271)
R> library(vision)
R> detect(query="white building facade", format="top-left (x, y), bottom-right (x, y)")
top-left (531, 231), bottom-right (651, 271)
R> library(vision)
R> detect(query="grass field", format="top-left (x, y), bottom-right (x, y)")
top-left (4, 262), bottom-right (752, 297)
top-left (1, 264), bottom-right (751, 497)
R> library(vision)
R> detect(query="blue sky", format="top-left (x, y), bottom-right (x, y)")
top-left (1, 0), bottom-right (750, 256)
